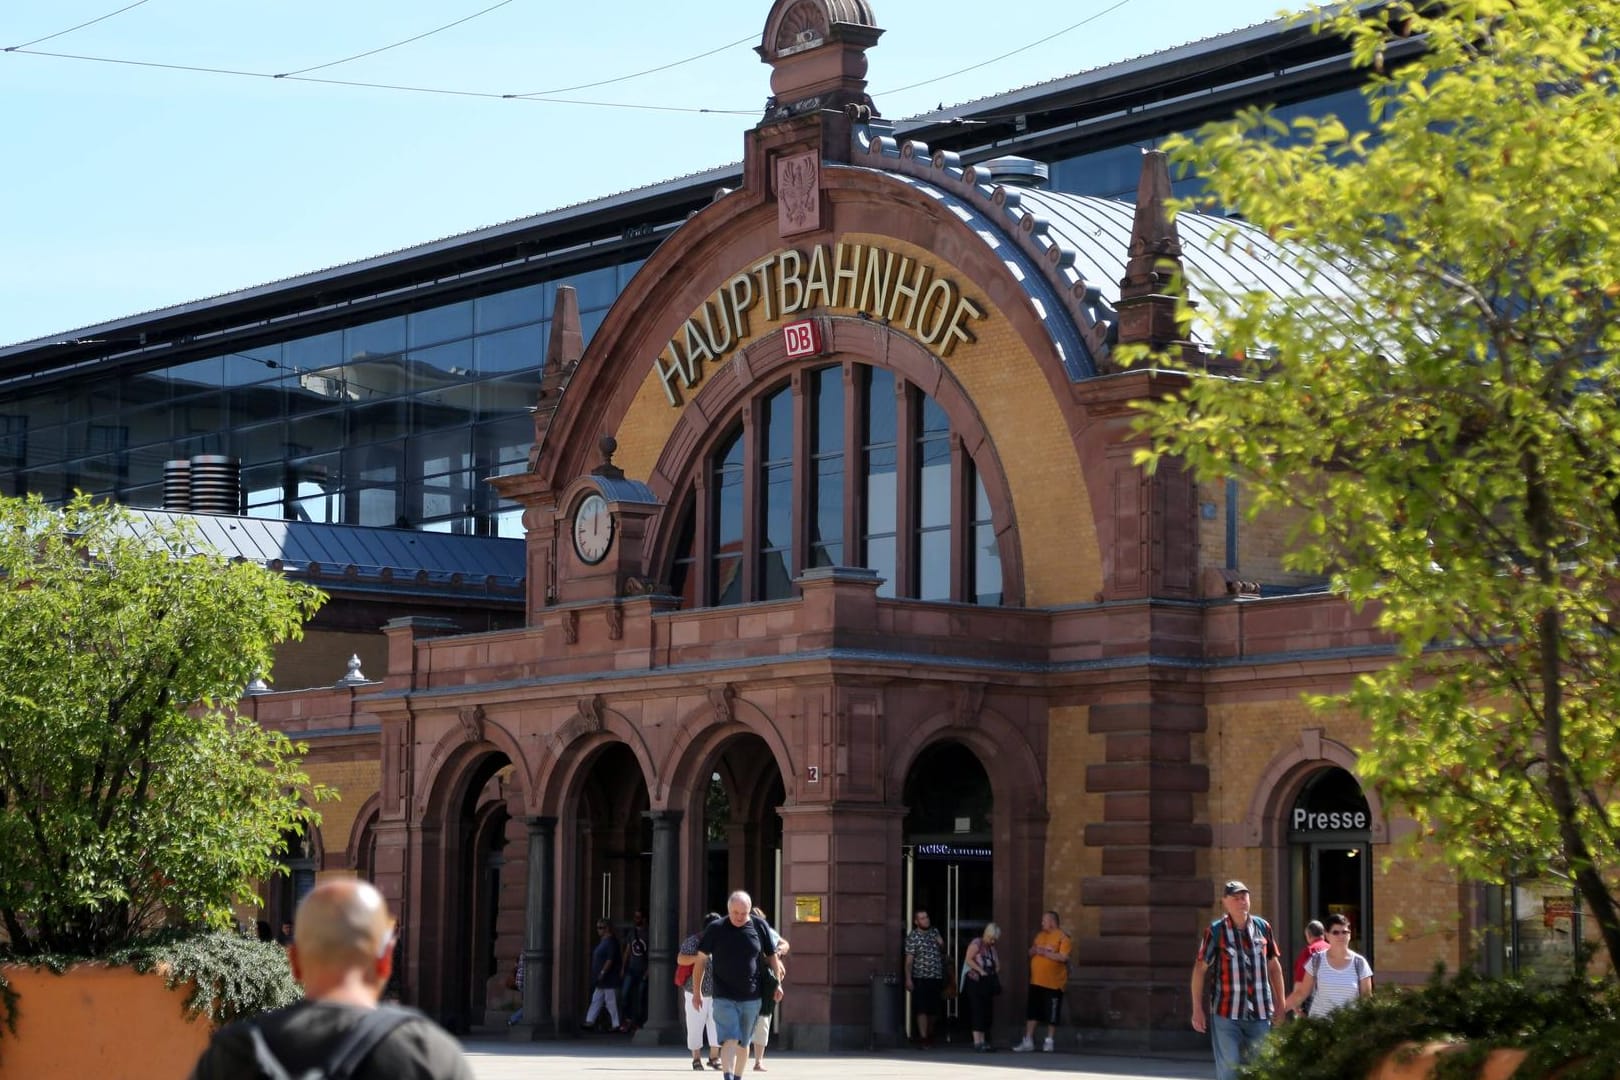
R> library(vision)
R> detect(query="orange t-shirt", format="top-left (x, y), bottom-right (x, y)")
top-left (1030, 928), bottom-right (1072, 989)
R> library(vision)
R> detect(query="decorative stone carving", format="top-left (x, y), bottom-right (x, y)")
top-left (457, 705), bottom-right (486, 745)
top-left (708, 683), bottom-right (737, 726)
top-left (605, 605), bottom-right (624, 641)
top-left (550, 695), bottom-right (606, 755)
top-left (776, 151), bottom-right (820, 237)
top-left (563, 609), bottom-right (579, 644)
top-left (951, 682), bottom-right (986, 727)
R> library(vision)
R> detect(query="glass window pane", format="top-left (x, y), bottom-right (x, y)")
top-left (286, 330), bottom-right (343, 372)
top-left (811, 542), bottom-right (841, 568)
top-left (564, 264), bottom-right (618, 310)
top-left (974, 471), bottom-right (992, 521)
top-left (223, 344), bottom-right (282, 388)
top-left (761, 550), bottom-right (792, 601)
top-left (865, 367), bottom-right (896, 446)
top-left (763, 462), bottom-right (791, 551)
top-left (812, 456), bottom-right (842, 548)
top-left (919, 395), bottom-right (948, 436)
top-left (918, 439), bottom-right (951, 528)
top-left (414, 383), bottom-right (475, 432)
top-left (475, 282), bottom-right (549, 333)
top-left (714, 555), bottom-right (743, 606)
top-left (495, 507), bottom-right (525, 539)
top-left (813, 366), bottom-right (843, 455)
top-left (349, 399), bottom-right (409, 444)
top-left (716, 464), bottom-right (744, 550)
top-left (409, 301), bottom-right (473, 349)
top-left (477, 373), bottom-right (541, 422)
top-left (411, 339), bottom-right (473, 381)
top-left (764, 386), bottom-right (792, 464)
top-left (168, 357), bottom-right (222, 395)
top-left (345, 317), bottom-right (406, 363)
top-left (918, 529), bottom-right (950, 602)
top-left (475, 323), bottom-right (544, 376)
top-left (974, 522), bottom-right (1002, 605)
top-left (866, 536), bottom-right (895, 599)
top-left (865, 445), bottom-right (896, 534)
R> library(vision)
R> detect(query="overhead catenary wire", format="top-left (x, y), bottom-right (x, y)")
top-left (876, 0), bottom-right (1138, 98)
top-left (5, 0), bottom-right (152, 52)
top-left (5, 45), bottom-right (757, 114)
top-left (275, 0), bottom-right (521, 78)
top-left (507, 33), bottom-right (754, 98)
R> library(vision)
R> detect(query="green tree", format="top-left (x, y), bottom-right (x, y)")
top-left (1129, 0), bottom-right (1620, 970)
top-left (0, 494), bottom-right (327, 955)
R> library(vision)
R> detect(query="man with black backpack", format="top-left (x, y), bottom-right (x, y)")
top-left (188, 879), bottom-right (473, 1080)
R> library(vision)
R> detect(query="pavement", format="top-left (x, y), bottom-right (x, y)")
top-left (459, 1038), bottom-right (1218, 1080)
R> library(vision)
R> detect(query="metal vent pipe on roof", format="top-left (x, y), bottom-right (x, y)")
top-left (188, 455), bottom-right (242, 515)
top-left (162, 459), bottom-right (192, 512)
top-left (974, 155), bottom-right (1049, 187)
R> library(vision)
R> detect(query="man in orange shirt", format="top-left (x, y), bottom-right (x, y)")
top-left (1011, 910), bottom-right (1072, 1052)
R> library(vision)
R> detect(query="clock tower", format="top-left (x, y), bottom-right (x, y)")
top-left (553, 436), bottom-right (664, 605)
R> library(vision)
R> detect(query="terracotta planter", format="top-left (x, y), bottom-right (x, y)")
top-left (0, 963), bottom-right (212, 1079)
top-left (1370, 1041), bottom-right (1593, 1079)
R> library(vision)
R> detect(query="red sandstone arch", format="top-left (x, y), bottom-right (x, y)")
top-left (535, 167), bottom-right (1088, 511)
top-left (885, 703), bottom-right (1046, 818)
top-left (1241, 729), bottom-right (1388, 847)
top-left (418, 711), bottom-right (532, 822)
top-left (660, 691), bottom-right (795, 811)
top-left (645, 318), bottom-right (1024, 604)
top-left (534, 702), bottom-right (659, 818)
top-left (344, 791), bottom-right (382, 875)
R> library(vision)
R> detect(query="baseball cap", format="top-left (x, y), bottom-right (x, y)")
top-left (1223, 880), bottom-right (1251, 896)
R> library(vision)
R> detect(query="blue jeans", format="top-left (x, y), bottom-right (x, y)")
top-left (1210, 1015), bottom-right (1271, 1080)
top-left (711, 997), bottom-right (763, 1045)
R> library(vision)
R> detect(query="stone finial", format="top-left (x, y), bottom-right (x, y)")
top-left (336, 654), bottom-right (370, 686)
top-left (244, 673), bottom-right (271, 696)
top-left (1119, 149), bottom-right (1186, 302)
top-left (593, 433), bottom-right (624, 480)
top-left (546, 285), bottom-right (585, 371)
top-left (757, 0), bottom-right (883, 119)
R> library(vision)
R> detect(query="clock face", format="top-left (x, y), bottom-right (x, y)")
top-left (572, 493), bottom-right (614, 565)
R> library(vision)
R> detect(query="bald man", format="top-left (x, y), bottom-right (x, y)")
top-left (189, 880), bottom-right (474, 1079)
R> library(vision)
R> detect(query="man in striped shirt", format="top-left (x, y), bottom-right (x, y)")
top-left (1190, 881), bottom-right (1286, 1080)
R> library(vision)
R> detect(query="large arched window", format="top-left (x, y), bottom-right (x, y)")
top-left (668, 362), bottom-right (1002, 608)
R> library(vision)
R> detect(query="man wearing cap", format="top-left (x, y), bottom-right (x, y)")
top-left (1190, 880), bottom-right (1286, 1080)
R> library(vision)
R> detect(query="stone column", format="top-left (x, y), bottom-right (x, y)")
top-left (516, 815), bottom-right (557, 1039)
top-left (634, 809), bottom-right (683, 1046)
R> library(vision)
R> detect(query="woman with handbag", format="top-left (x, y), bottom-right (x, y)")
top-left (678, 914), bottom-right (724, 1071)
top-left (960, 922), bottom-right (1002, 1052)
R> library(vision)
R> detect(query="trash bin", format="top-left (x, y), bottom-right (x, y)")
top-left (869, 972), bottom-right (902, 1048)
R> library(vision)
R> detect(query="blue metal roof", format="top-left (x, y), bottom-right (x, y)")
top-left (129, 509), bottom-right (525, 600)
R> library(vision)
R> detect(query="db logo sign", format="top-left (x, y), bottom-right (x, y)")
top-left (782, 319), bottom-right (822, 359)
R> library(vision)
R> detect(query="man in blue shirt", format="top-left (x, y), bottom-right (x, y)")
top-left (692, 891), bottom-right (784, 1080)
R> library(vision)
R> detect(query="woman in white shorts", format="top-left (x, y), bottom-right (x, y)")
top-left (1283, 913), bottom-right (1372, 1018)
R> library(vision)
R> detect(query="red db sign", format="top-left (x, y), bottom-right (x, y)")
top-left (782, 319), bottom-right (821, 359)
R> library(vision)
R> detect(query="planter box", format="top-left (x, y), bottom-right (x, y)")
top-left (0, 963), bottom-right (212, 1079)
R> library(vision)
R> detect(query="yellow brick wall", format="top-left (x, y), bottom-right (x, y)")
top-left (303, 758), bottom-right (381, 870)
top-left (614, 234), bottom-right (1102, 605)
top-left (1045, 704), bottom-right (1104, 941)
top-left (1205, 699), bottom-right (1466, 977)
top-left (1196, 479), bottom-right (1326, 590)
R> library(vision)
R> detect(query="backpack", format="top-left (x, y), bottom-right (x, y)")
top-left (245, 1004), bottom-right (418, 1080)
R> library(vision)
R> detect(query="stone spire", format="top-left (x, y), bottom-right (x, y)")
top-left (1113, 150), bottom-right (1200, 364)
top-left (545, 284), bottom-right (584, 371)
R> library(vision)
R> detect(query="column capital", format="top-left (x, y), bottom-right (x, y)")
top-left (524, 815), bottom-right (558, 832)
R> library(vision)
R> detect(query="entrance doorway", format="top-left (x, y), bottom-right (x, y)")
top-left (901, 741), bottom-right (994, 1039)
top-left (1286, 768), bottom-right (1373, 966)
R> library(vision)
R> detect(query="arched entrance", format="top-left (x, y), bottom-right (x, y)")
top-left (1286, 767), bottom-right (1374, 964)
top-left (702, 734), bottom-right (787, 919)
top-left (901, 739), bottom-right (993, 1036)
top-left (569, 742), bottom-right (651, 1029)
top-left (423, 749), bottom-right (522, 1033)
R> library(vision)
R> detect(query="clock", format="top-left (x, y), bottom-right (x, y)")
top-left (572, 492), bottom-right (614, 565)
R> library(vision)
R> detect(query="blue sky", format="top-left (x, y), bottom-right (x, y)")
top-left (0, 0), bottom-right (1295, 345)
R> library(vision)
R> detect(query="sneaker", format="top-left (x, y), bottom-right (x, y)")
top-left (1012, 1038), bottom-right (1035, 1053)
top-left (1042, 1037), bottom-right (1055, 1052)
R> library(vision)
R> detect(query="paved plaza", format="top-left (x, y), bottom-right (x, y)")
top-left (460, 1039), bottom-right (1217, 1080)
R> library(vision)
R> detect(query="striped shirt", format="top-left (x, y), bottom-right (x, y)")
top-left (1305, 949), bottom-right (1371, 1018)
top-left (1198, 915), bottom-right (1280, 1020)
